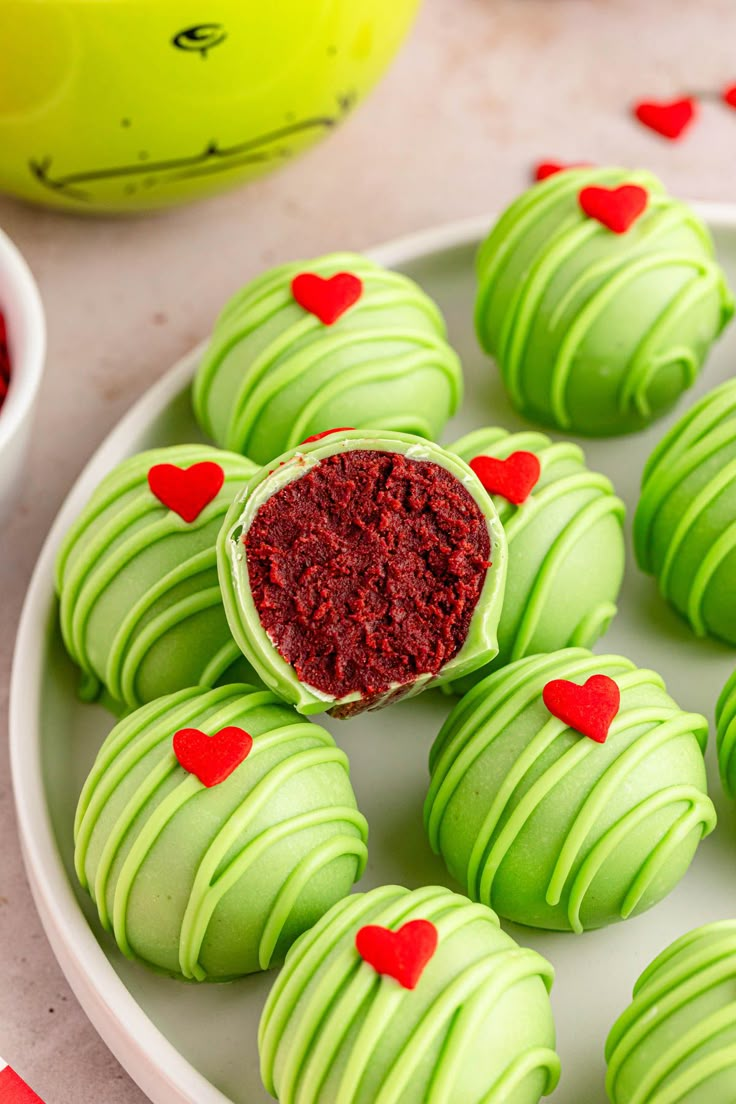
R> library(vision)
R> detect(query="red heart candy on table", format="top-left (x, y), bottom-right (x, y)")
top-left (148, 461), bottom-right (225, 523)
top-left (356, 919), bottom-right (438, 990)
top-left (291, 272), bottom-right (363, 325)
top-left (173, 726), bottom-right (253, 787)
top-left (543, 674), bottom-right (621, 744)
top-left (723, 84), bottom-right (736, 109)
top-left (469, 451), bottom-right (541, 505)
top-left (0, 1063), bottom-right (46, 1103)
top-left (579, 184), bottom-right (648, 234)
top-left (633, 98), bottom-right (696, 140)
top-left (534, 160), bottom-right (591, 182)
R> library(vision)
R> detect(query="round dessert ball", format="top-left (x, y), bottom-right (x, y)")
top-left (606, 920), bottom-right (736, 1103)
top-left (425, 648), bottom-right (716, 932)
top-left (634, 379), bottom-right (736, 646)
top-left (74, 683), bottom-right (369, 981)
top-left (475, 166), bottom-right (734, 436)
top-left (716, 668), bottom-right (736, 798)
top-left (56, 444), bottom-right (259, 712)
top-left (259, 884), bottom-right (560, 1104)
top-left (192, 252), bottom-right (463, 465)
top-left (449, 426), bottom-right (625, 693)
top-left (218, 429), bottom-right (507, 717)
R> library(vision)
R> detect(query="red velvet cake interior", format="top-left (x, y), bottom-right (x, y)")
top-left (245, 449), bottom-right (491, 707)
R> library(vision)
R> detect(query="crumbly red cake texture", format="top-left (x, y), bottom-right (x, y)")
top-left (245, 449), bottom-right (491, 705)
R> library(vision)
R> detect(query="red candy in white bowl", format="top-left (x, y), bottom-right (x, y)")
top-left (0, 227), bottom-right (45, 519)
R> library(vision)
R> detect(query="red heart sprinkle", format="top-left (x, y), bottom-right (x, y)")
top-left (300, 427), bottom-right (355, 444)
top-left (723, 84), bottom-right (736, 109)
top-left (148, 461), bottom-right (225, 523)
top-left (543, 674), bottom-right (621, 744)
top-left (579, 184), bottom-right (648, 234)
top-left (469, 451), bottom-right (541, 505)
top-left (633, 97), bottom-right (696, 140)
top-left (291, 271), bottom-right (363, 326)
top-left (356, 919), bottom-right (438, 990)
top-left (534, 160), bottom-right (591, 182)
top-left (173, 726), bottom-right (253, 787)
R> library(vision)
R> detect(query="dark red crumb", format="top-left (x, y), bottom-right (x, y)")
top-left (245, 449), bottom-right (491, 707)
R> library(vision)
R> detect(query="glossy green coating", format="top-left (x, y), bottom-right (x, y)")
top-left (475, 167), bottom-right (734, 436)
top-left (716, 668), bottom-right (736, 798)
top-left (192, 252), bottom-right (463, 464)
top-left (258, 884), bottom-right (560, 1104)
top-left (55, 444), bottom-right (259, 713)
top-left (606, 920), bottom-right (736, 1103)
top-left (634, 379), bottom-right (736, 646)
top-left (449, 427), bottom-right (625, 693)
top-left (425, 648), bottom-right (715, 933)
top-left (74, 684), bottom-right (368, 981)
top-left (217, 429), bottom-right (507, 716)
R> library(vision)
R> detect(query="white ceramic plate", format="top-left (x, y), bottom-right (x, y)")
top-left (11, 207), bottom-right (736, 1104)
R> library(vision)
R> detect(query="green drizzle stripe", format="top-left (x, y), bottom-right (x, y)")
top-left (260, 886), bottom-right (555, 1104)
top-left (117, 585), bottom-right (225, 706)
top-left (174, 741), bottom-right (362, 977)
top-left (425, 655), bottom-right (647, 847)
top-left (641, 378), bottom-right (736, 484)
top-left (620, 265), bottom-right (721, 416)
top-left (568, 784), bottom-right (715, 932)
top-left (193, 254), bottom-right (458, 455)
top-left (606, 936), bottom-right (736, 1102)
top-left (74, 683), bottom-right (366, 979)
top-left (549, 250), bottom-right (701, 428)
top-left (510, 492), bottom-right (625, 660)
top-left (256, 832), bottom-right (368, 974)
top-left (473, 705), bottom-right (693, 906)
top-left (57, 447), bottom-right (254, 707)
top-left (716, 671), bottom-right (736, 797)
top-left (635, 397), bottom-right (736, 573)
top-left (421, 956), bottom-right (557, 1104)
top-left (658, 454), bottom-right (736, 593)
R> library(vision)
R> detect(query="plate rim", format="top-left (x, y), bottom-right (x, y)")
top-left (10, 202), bottom-right (736, 1104)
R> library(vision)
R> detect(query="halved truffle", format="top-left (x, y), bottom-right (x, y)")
top-left (218, 430), bottom-right (507, 716)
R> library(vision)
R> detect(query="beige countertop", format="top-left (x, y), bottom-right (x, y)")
top-left (1, 0), bottom-right (734, 1100)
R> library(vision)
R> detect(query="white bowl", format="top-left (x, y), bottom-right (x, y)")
top-left (0, 227), bottom-right (46, 519)
top-left (11, 207), bottom-right (736, 1104)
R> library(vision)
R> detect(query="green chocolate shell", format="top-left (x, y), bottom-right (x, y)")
top-left (449, 427), bottom-right (625, 692)
top-left (634, 379), bottom-right (736, 646)
top-left (259, 884), bottom-right (560, 1104)
top-left (606, 920), bottom-right (736, 1103)
top-left (217, 429), bottom-right (507, 716)
top-left (74, 684), bottom-right (368, 981)
top-left (425, 648), bottom-right (715, 933)
top-left (475, 167), bottom-right (734, 436)
top-left (192, 251), bottom-right (463, 464)
top-left (55, 444), bottom-right (258, 713)
top-left (716, 668), bottom-right (736, 798)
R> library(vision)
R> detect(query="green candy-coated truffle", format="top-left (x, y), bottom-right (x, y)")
top-left (192, 252), bottom-right (463, 465)
top-left (606, 920), bottom-right (736, 1103)
top-left (74, 684), bottom-right (368, 981)
top-left (55, 444), bottom-right (259, 712)
top-left (716, 668), bottom-right (736, 798)
top-left (259, 884), bottom-right (560, 1104)
top-left (475, 167), bottom-right (734, 436)
top-left (449, 427), bottom-right (625, 692)
top-left (634, 379), bottom-right (736, 646)
top-left (218, 429), bottom-right (507, 716)
top-left (425, 648), bottom-right (715, 933)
